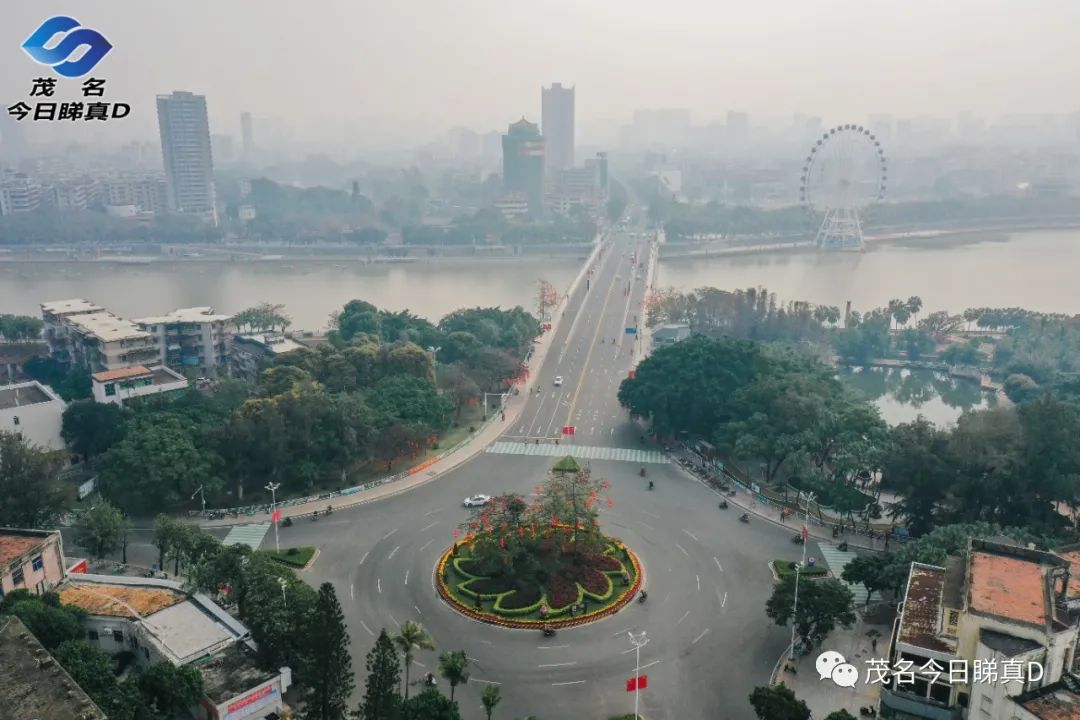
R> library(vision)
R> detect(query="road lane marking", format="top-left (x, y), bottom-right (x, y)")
top-left (404, 569), bottom-right (409, 585)
top-left (538, 662), bottom-right (578, 668)
top-left (419, 521), bottom-right (439, 532)
top-left (640, 659), bottom-right (663, 670)
top-left (642, 510), bottom-right (661, 520)
top-left (696, 574), bottom-right (700, 591)
top-left (552, 680), bottom-right (586, 686)
top-left (565, 247), bottom-right (624, 425)
top-left (350, 583), bottom-right (354, 600)
top-left (382, 528), bottom-right (398, 540)
top-left (538, 645), bottom-right (570, 650)
top-left (387, 545), bottom-right (400, 560)
top-left (359, 551), bottom-right (369, 566)
top-left (675, 543), bottom-right (689, 557)
top-left (359, 620), bottom-right (375, 636)
top-left (714, 557), bottom-right (723, 572)
top-left (377, 578), bottom-right (381, 593)
top-left (474, 679), bottom-right (502, 685)
top-left (692, 628), bottom-right (710, 645)
top-left (389, 614), bottom-right (400, 626)
top-left (677, 610), bottom-right (690, 625)
top-left (414, 604), bottom-right (422, 615)
top-left (424, 508), bottom-right (443, 516)
top-left (683, 529), bottom-right (699, 542)
top-left (722, 591), bottom-right (728, 608)
top-left (419, 539), bottom-right (433, 551)
top-left (639, 521), bottom-right (655, 530)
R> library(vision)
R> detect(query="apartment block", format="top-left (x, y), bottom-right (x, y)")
top-left (105, 176), bottom-right (169, 214)
top-left (135, 306), bottom-right (234, 379)
top-left (0, 528), bottom-right (66, 598)
top-left (0, 174), bottom-right (42, 215)
top-left (40, 299), bottom-right (159, 373)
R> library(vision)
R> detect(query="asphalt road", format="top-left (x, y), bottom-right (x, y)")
top-left (279, 229), bottom-right (804, 720)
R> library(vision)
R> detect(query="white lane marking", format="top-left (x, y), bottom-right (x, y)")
top-left (675, 543), bottom-right (689, 557)
top-left (359, 551), bottom-right (369, 566)
top-left (359, 620), bottom-right (375, 637)
top-left (424, 508), bottom-right (443, 516)
top-left (552, 680), bottom-right (586, 686)
top-left (404, 569), bottom-right (409, 585)
top-left (677, 610), bottom-right (690, 625)
top-left (389, 614), bottom-right (400, 626)
top-left (642, 510), bottom-right (661, 520)
top-left (377, 578), bottom-right (381, 594)
top-left (611, 628), bottom-right (635, 637)
top-left (714, 557), bottom-right (723, 572)
top-left (683, 529), bottom-right (699, 542)
top-left (692, 628), bottom-right (710, 645)
top-left (414, 604), bottom-right (423, 615)
top-left (419, 521), bottom-right (439, 532)
top-left (537, 645), bottom-right (570, 650)
top-left (474, 679), bottom-right (502, 685)
top-left (382, 528), bottom-right (398, 540)
top-left (639, 521), bottom-right (655, 531)
top-left (419, 539), bottom-right (434, 551)
top-left (387, 545), bottom-right (400, 560)
top-left (538, 661), bottom-right (577, 668)
top-left (722, 591), bottom-right (728, 608)
top-left (640, 659), bottom-right (663, 670)
top-left (696, 574), bottom-right (700, 591)
top-left (480, 639), bottom-right (492, 645)
top-left (413, 660), bottom-right (425, 668)
top-left (350, 583), bottom-right (354, 600)
top-left (621, 646), bottom-right (637, 655)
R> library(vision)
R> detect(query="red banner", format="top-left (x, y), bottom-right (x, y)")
top-left (626, 675), bottom-right (648, 692)
top-left (270, 508), bottom-right (281, 523)
top-left (227, 684), bottom-right (274, 713)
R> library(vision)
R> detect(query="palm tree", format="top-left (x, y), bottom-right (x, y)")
top-left (393, 621), bottom-right (434, 699)
top-left (906, 296), bottom-right (923, 326)
top-left (438, 650), bottom-right (471, 702)
top-left (481, 684), bottom-right (502, 720)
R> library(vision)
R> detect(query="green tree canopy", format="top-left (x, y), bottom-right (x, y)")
top-left (360, 629), bottom-right (402, 720)
top-left (62, 400), bottom-right (128, 458)
top-left (0, 430), bottom-right (69, 528)
top-left (748, 683), bottom-right (811, 720)
top-left (74, 501), bottom-right (127, 560)
top-left (765, 576), bottom-right (855, 651)
top-left (304, 583), bottom-right (354, 720)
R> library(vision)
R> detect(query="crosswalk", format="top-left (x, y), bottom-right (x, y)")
top-left (817, 542), bottom-right (880, 607)
top-left (222, 523), bottom-right (271, 550)
top-left (486, 441), bottom-right (669, 465)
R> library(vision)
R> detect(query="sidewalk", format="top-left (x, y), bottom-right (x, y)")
top-left (195, 235), bottom-right (610, 530)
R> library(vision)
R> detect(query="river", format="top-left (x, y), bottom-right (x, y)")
top-left (656, 228), bottom-right (1080, 316)
top-left (0, 257), bottom-right (582, 330)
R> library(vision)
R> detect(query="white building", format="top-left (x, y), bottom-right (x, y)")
top-left (0, 174), bottom-right (42, 216)
top-left (157, 91), bottom-right (218, 225)
top-left (91, 365), bottom-right (189, 406)
top-left (0, 381), bottom-right (65, 450)
top-left (232, 332), bottom-right (304, 380)
top-left (59, 574), bottom-right (292, 720)
top-left (134, 307), bottom-right (234, 379)
top-left (41, 300), bottom-right (159, 374)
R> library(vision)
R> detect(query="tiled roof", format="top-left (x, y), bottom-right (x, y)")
top-left (59, 582), bottom-right (185, 618)
top-left (0, 533), bottom-right (47, 566)
top-left (1015, 674), bottom-right (1080, 720)
top-left (969, 551), bottom-right (1046, 626)
top-left (91, 365), bottom-right (151, 383)
top-left (897, 563), bottom-right (956, 654)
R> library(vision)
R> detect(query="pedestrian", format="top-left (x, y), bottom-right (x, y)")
top-left (872, 637), bottom-right (878, 653)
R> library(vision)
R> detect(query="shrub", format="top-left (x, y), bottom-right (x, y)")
top-left (579, 569), bottom-right (613, 600)
top-left (545, 577), bottom-right (580, 610)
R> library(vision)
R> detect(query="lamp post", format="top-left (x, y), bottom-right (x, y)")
top-left (278, 577), bottom-right (288, 608)
top-left (265, 481), bottom-right (281, 553)
top-left (482, 391), bottom-right (506, 421)
top-left (190, 485), bottom-right (206, 514)
top-left (426, 346), bottom-right (441, 364)
top-left (628, 631), bottom-right (649, 719)
top-left (789, 491), bottom-right (815, 661)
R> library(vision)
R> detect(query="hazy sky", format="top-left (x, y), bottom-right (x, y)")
top-left (3, 1), bottom-right (1080, 149)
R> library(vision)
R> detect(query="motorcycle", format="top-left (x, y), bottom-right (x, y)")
top-left (718, 500), bottom-right (728, 510)
top-left (638, 590), bottom-right (648, 604)
top-left (542, 626), bottom-right (556, 638)
top-left (791, 534), bottom-right (805, 545)
top-left (739, 513), bottom-right (750, 523)
top-left (425, 672), bottom-right (438, 687)
top-left (311, 510), bottom-right (319, 522)
top-left (282, 517), bottom-right (293, 527)
top-left (647, 481), bottom-right (654, 491)
top-left (325, 505), bottom-right (333, 516)
top-left (639, 467), bottom-right (646, 477)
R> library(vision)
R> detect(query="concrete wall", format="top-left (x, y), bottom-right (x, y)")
top-left (0, 530), bottom-right (65, 596)
top-left (0, 381), bottom-right (65, 450)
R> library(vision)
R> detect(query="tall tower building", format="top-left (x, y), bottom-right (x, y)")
top-left (502, 118), bottom-right (545, 219)
top-left (241, 111), bottom-right (254, 156)
top-left (541, 83), bottom-right (575, 174)
top-left (156, 91), bottom-right (217, 224)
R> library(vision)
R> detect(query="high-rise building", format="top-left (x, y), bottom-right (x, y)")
top-left (211, 134), bottom-right (234, 164)
top-left (156, 91), bottom-right (217, 224)
top-left (541, 83), bottom-right (575, 174)
top-left (501, 118), bottom-right (545, 218)
top-left (134, 306), bottom-right (234, 379)
top-left (240, 111), bottom-right (254, 156)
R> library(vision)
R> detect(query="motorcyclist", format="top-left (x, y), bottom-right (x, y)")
top-left (638, 590), bottom-right (648, 603)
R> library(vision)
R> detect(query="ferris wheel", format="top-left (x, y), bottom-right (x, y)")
top-left (799, 124), bottom-right (887, 250)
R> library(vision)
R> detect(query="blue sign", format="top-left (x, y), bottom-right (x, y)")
top-left (22, 17), bottom-right (112, 78)
top-left (625, 327), bottom-right (637, 334)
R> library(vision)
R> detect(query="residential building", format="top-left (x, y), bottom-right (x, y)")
top-left (502, 118), bottom-right (545, 219)
top-left (232, 332), bottom-right (304, 380)
top-left (106, 176), bottom-right (169, 214)
top-left (58, 573), bottom-right (293, 719)
top-left (542, 83), bottom-right (575, 173)
top-left (91, 365), bottom-right (189, 406)
top-left (134, 306), bottom-right (234, 378)
top-left (41, 299), bottom-right (160, 374)
top-left (156, 91), bottom-right (217, 225)
top-left (41, 298), bottom-right (105, 361)
top-left (494, 193), bottom-right (530, 221)
top-left (241, 111), bottom-right (254, 156)
top-left (0, 615), bottom-right (107, 720)
top-left (652, 323), bottom-right (691, 347)
top-left (882, 539), bottom-right (1080, 720)
top-left (590, 151), bottom-right (609, 195)
top-left (43, 177), bottom-right (102, 210)
top-left (0, 528), bottom-right (66, 598)
top-left (0, 381), bottom-right (65, 450)
top-left (0, 174), bottom-right (42, 215)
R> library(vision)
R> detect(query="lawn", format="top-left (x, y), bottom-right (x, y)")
top-left (772, 559), bottom-right (828, 579)
top-left (260, 546), bottom-right (316, 569)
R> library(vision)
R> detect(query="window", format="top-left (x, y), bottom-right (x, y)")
top-left (112, 630), bottom-right (123, 643)
top-left (947, 610), bottom-right (960, 626)
top-left (88, 630), bottom-right (98, 641)
top-left (12, 567), bottom-right (24, 586)
top-left (105, 383), bottom-right (116, 396)
top-left (31, 555), bottom-right (43, 571)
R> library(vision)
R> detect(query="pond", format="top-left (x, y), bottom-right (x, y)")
top-left (839, 365), bottom-right (997, 427)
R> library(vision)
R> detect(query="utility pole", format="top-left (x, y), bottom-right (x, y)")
top-left (789, 491), bottom-right (815, 661)
top-left (266, 481), bottom-right (281, 553)
top-left (628, 631), bottom-right (649, 719)
top-left (191, 485), bottom-right (205, 514)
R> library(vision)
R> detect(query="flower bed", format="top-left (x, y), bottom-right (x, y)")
top-left (435, 541), bottom-right (643, 629)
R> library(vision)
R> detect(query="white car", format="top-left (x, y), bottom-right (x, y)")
top-left (463, 494), bottom-right (491, 508)
top-left (553, 376), bottom-right (563, 387)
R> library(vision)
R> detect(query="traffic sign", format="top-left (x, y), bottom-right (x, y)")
top-left (625, 327), bottom-right (637, 334)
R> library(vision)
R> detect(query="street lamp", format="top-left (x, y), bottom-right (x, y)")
top-left (426, 346), bottom-right (441, 364)
top-left (191, 485), bottom-right (206, 514)
top-left (265, 481), bottom-right (281, 553)
top-left (628, 631), bottom-right (649, 719)
top-left (278, 577), bottom-right (288, 608)
top-left (789, 491), bottom-right (815, 661)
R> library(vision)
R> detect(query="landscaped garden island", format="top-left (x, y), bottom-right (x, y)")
top-left (436, 456), bottom-right (643, 628)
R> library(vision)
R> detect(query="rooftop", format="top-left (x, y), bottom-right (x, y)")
top-left (145, 598), bottom-right (240, 664)
top-left (1057, 547), bottom-right (1080, 600)
top-left (0, 381), bottom-right (56, 410)
top-left (134, 306), bottom-right (233, 325)
top-left (980, 628), bottom-right (1044, 657)
top-left (969, 550), bottom-right (1048, 627)
top-left (198, 643), bottom-right (278, 704)
top-left (1014, 673), bottom-right (1080, 720)
top-left (59, 579), bottom-right (185, 617)
top-left (40, 298), bottom-right (103, 316)
top-left (0, 615), bottom-right (107, 720)
top-left (67, 311), bottom-right (152, 343)
top-left (897, 562), bottom-right (957, 655)
top-left (235, 332), bottom-right (305, 355)
top-left (91, 365), bottom-right (153, 383)
top-left (0, 528), bottom-right (58, 567)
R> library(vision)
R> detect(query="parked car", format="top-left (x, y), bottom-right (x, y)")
top-left (553, 376), bottom-right (563, 386)
top-left (463, 494), bottom-right (491, 508)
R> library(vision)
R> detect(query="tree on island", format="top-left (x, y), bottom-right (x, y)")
top-left (394, 621), bottom-right (435, 699)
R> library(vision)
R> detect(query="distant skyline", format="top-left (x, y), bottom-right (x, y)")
top-left (3, 1), bottom-right (1080, 151)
